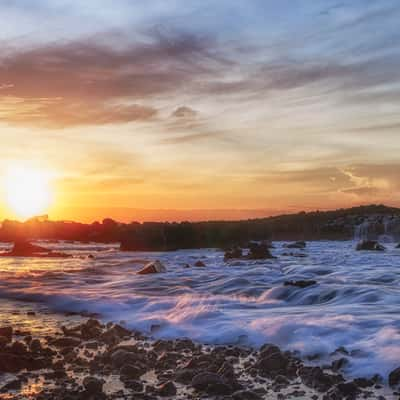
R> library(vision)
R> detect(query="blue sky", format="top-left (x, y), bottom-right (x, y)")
top-left (0, 1), bottom-right (400, 221)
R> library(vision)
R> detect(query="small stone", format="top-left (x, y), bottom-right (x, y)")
top-left (157, 381), bottom-right (177, 397)
top-left (83, 376), bottom-right (104, 395)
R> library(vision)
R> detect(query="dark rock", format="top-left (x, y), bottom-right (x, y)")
top-left (50, 337), bottom-right (81, 348)
top-left (389, 366), bottom-right (400, 387)
top-left (194, 260), bottom-right (206, 267)
top-left (256, 352), bottom-right (289, 376)
top-left (298, 366), bottom-right (343, 392)
top-left (224, 247), bottom-right (243, 260)
top-left (83, 376), bottom-right (104, 395)
top-left (356, 240), bottom-right (385, 251)
top-left (137, 260), bottom-right (166, 274)
top-left (120, 364), bottom-right (143, 379)
top-left (232, 389), bottom-right (263, 400)
top-left (0, 378), bottom-right (22, 393)
top-left (331, 357), bottom-right (348, 372)
top-left (0, 326), bottom-right (13, 341)
top-left (286, 241), bottom-right (306, 249)
top-left (248, 241), bottom-right (274, 259)
top-left (157, 381), bottom-right (177, 397)
top-left (191, 372), bottom-right (224, 390)
top-left (284, 280), bottom-right (317, 288)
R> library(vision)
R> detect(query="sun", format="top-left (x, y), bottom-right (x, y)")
top-left (4, 165), bottom-right (53, 220)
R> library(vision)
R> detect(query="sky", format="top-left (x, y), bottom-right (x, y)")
top-left (0, 0), bottom-right (400, 222)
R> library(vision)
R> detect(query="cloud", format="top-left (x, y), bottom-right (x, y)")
top-left (0, 31), bottom-right (219, 127)
top-left (171, 106), bottom-right (197, 118)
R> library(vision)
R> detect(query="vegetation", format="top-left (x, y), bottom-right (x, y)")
top-left (0, 204), bottom-right (398, 250)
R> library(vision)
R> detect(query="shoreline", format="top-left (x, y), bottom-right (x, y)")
top-left (0, 311), bottom-right (399, 399)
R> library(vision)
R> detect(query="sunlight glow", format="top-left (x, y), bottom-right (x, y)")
top-left (3, 165), bottom-right (53, 220)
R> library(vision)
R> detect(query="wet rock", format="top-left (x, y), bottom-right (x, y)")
top-left (81, 319), bottom-right (103, 340)
top-left (256, 351), bottom-right (289, 377)
top-left (157, 381), bottom-right (177, 397)
top-left (331, 357), bottom-right (349, 372)
top-left (224, 246), bottom-right (243, 260)
top-left (389, 366), bottom-right (400, 387)
top-left (356, 240), bottom-right (385, 251)
top-left (120, 363), bottom-right (143, 379)
top-left (232, 390), bottom-right (263, 400)
top-left (0, 378), bottom-right (22, 393)
top-left (83, 376), bottom-right (104, 395)
top-left (137, 260), bottom-right (166, 274)
top-left (284, 280), bottom-right (317, 288)
top-left (0, 326), bottom-right (13, 342)
top-left (191, 371), bottom-right (224, 390)
top-left (50, 337), bottom-right (81, 348)
top-left (194, 260), bottom-right (206, 267)
top-left (10, 340), bottom-right (28, 355)
top-left (100, 324), bottom-right (131, 345)
top-left (0, 336), bottom-right (8, 350)
top-left (298, 366), bottom-right (343, 392)
top-left (248, 241), bottom-right (274, 259)
top-left (285, 241), bottom-right (306, 249)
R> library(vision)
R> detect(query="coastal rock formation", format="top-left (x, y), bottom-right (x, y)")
top-left (356, 240), bottom-right (386, 251)
top-left (224, 241), bottom-right (274, 260)
top-left (137, 260), bottom-right (167, 274)
top-left (389, 366), bottom-right (400, 387)
top-left (0, 240), bottom-right (70, 258)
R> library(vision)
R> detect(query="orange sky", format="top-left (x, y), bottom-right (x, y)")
top-left (1, 2), bottom-right (400, 222)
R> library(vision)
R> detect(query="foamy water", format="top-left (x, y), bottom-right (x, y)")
top-left (0, 240), bottom-right (400, 380)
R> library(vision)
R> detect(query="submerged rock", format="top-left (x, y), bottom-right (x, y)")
top-left (137, 260), bottom-right (166, 274)
top-left (356, 240), bottom-right (386, 251)
top-left (285, 241), bottom-right (306, 249)
top-left (194, 260), bottom-right (206, 267)
top-left (284, 280), bottom-right (317, 288)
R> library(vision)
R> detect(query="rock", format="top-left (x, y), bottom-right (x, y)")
top-left (285, 241), bottom-right (306, 249)
top-left (232, 390), bottom-right (263, 400)
top-left (191, 372), bottom-right (224, 390)
top-left (157, 381), bottom-right (177, 397)
top-left (194, 260), bottom-right (206, 267)
top-left (83, 376), bottom-right (104, 395)
top-left (137, 260), bottom-right (166, 274)
top-left (389, 366), bottom-right (400, 387)
top-left (100, 324), bottom-right (131, 345)
top-left (356, 240), bottom-right (385, 251)
top-left (81, 319), bottom-right (103, 340)
top-left (50, 337), bottom-right (81, 348)
top-left (0, 240), bottom-right (70, 258)
top-left (0, 326), bottom-right (13, 341)
top-left (224, 247), bottom-right (243, 260)
top-left (120, 364), bottom-right (143, 379)
top-left (0, 378), bottom-right (22, 393)
top-left (284, 280), bottom-right (317, 288)
top-left (331, 357), bottom-right (348, 372)
top-left (248, 241), bottom-right (274, 259)
top-left (10, 341), bottom-right (28, 354)
top-left (0, 336), bottom-right (8, 350)
top-left (256, 352), bottom-right (289, 376)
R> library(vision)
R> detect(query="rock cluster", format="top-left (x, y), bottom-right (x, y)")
top-left (0, 319), bottom-right (397, 399)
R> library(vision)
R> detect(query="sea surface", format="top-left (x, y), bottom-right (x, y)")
top-left (0, 240), bottom-right (399, 380)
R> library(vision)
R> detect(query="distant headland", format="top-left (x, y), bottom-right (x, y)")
top-left (1, 204), bottom-right (399, 250)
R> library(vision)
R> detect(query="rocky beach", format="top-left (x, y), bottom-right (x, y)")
top-left (0, 236), bottom-right (400, 399)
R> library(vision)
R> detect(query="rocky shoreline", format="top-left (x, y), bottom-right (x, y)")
top-left (1, 317), bottom-right (399, 400)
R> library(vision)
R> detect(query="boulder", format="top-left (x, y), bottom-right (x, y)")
top-left (356, 240), bottom-right (385, 251)
top-left (389, 366), bottom-right (400, 387)
top-left (137, 260), bottom-right (166, 274)
top-left (248, 242), bottom-right (274, 259)
top-left (0, 240), bottom-right (70, 258)
top-left (0, 327), bottom-right (13, 342)
top-left (224, 247), bottom-right (243, 260)
top-left (83, 376), bottom-right (104, 395)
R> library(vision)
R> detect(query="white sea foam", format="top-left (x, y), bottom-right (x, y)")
top-left (0, 240), bottom-right (400, 379)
